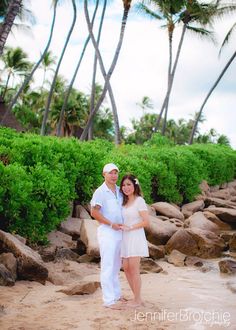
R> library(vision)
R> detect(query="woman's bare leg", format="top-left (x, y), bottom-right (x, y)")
top-left (123, 258), bottom-right (134, 294)
top-left (127, 257), bottom-right (142, 306)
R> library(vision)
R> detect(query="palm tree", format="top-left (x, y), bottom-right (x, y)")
top-left (56, 0), bottom-right (100, 137)
top-left (0, 0), bottom-right (23, 56)
top-left (86, 0), bottom-right (121, 144)
top-left (189, 5), bottom-right (236, 144)
top-left (152, 0), bottom-right (218, 134)
top-left (40, 0), bottom-right (77, 135)
top-left (80, 0), bottom-right (132, 141)
top-left (0, 46), bottom-right (31, 100)
top-left (137, 0), bottom-right (184, 134)
top-left (40, 50), bottom-right (56, 92)
top-left (5, 0), bottom-right (58, 116)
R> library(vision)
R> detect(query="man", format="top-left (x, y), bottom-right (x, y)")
top-left (91, 163), bottom-right (123, 308)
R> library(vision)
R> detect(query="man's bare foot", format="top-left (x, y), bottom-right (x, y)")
top-left (104, 303), bottom-right (124, 310)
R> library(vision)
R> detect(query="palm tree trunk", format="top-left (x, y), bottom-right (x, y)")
top-left (161, 29), bottom-right (173, 135)
top-left (80, 0), bottom-right (130, 141)
top-left (88, 0), bottom-right (104, 141)
top-left (189, 49), bottom-right (236, 144)
top-left (56, 0), bottom-right (99, 137)
top-left (155, 24), bottom-right (187, 132)
top-left (1, 71), bottom-right (11, 100)
top-left (0, 0), bottom-right (22, 56)
top-left (40, 0), bottom-right (77, 136)
top-left (87, 0), bottom-right (121, 144)
top-left (2, 1), bottom-right (58, 124)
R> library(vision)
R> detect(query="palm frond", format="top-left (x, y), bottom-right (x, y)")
top-left (134, 3), bottom-right (162, 20)
top-left (186, 26), bottom-right (216, 44)
top-left (219, 21), bottom-right (236, 56)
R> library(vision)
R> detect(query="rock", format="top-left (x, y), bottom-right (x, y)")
top-left (38, 244), bottom-right (57, 262)
top-left (199, 180), bottom-right (210, 195)
top-left (78, 254), bottom-right (97, 263)
top-left (165, 228), bottom-right (225, 258)
top-left (47, 260), bottom-right (99, 286)
top-left (209, 189), bottom-right (232, 200)
top-left (80, 219), bottom-right (100, 258)
top-left (151, 202), bottom-right (184, 221)
top-left (76, 239), bottom-right (87, 256)
top-left (184, 212), bottom-right (219, 233)
top-left (203, 207), bottom-right (236, 223)
top-left (219, 259), bottom-right (236, 274)
top-left (169, 218), bottom-right (184, 227)
top-left (0, 230), bottom-right (48, 284)
top-left (145, 216), bottom-right (178, 245)
top-left (75, 205), bottom-right (91, 219)
top-left (167, 250), bottom-right (186, 267)
top-left (0, 253), bottom-right (17, 280)
top-left (204, 197), bottom-right (236, 209)
top-left (227, 180), bottom-right (236, 190)
top-left (58, 281), bottom-right (100, 295)
top-left (55, 248), bottom-right (79, 262)
top-left (184, 256), bottom-right (204, 267)
top-left (181, 200), bottom-right (205, 218)
top-left (60, 217), bottom-right (82, 239)
top-left (13, 234), bottom-right (26, 245)
top-left (229, 233), bottom-right (236, 252)
top-left (203, 211), bottom-right (232, 230)
top-left (148, 243), bottom-right (165, 259)
top-left (140, 258), bottom-right (163, 274)
top-left (0, 264), bottom-right (15, 286)
top-left (47, 231), bottom-right (76, 249)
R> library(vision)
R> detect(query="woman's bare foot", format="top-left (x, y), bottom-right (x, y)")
top-left (126, 300), bottom-right (145, 308)
top-left (117, 296), bottom-right (129, 303)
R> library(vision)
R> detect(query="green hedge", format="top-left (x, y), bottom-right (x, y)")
top-left (0, 127), bottom-right (236, 242)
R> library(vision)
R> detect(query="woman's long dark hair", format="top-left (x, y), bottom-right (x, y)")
top-left (120, 174), bottom-right (142, 206)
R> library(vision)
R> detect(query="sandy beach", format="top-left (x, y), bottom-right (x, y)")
top-left (0, 259), bottom-right (235, 330)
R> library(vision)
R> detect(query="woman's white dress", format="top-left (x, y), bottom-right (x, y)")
top-left (121, 196), bottom-right (149, 258)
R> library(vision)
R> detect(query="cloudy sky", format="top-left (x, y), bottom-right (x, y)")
top-left (6, 0), bottom-right (236, 147)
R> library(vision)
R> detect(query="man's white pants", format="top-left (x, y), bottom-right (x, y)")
top-left (97, 227), bottom-right (122, 306)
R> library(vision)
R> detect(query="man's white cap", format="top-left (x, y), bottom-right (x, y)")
top-left (103, 163), bottom-right (119, 173)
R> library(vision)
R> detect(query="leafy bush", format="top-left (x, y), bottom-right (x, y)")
top-left (0, 127), bottom-right (236, 243)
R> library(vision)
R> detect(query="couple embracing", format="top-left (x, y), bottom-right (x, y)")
top-left (91, 163), bottom-right (149, 309)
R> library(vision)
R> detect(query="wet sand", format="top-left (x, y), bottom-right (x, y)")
top-left (0, 260), bottom-right (235, 330)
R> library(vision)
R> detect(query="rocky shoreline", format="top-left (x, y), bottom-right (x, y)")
top-left (1, 180), bottom-right (236, 288)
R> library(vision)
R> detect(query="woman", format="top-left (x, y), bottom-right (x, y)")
top-left (120, 174), bottom-right (149, 308)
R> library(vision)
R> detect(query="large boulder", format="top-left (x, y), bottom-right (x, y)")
top-left (0, 264), bottom-right (15, 286)
top-left (229, 233), bottom-right (236, 252)
top-left (165, 228), bottom-right (225, 258)
top-left (148, 242), bottom-right (165, 259)
top-left (58, 281), bottom-right (100, 295)
top-left (205, 197), bottom-right (236, 209)
top-left (203, 211), bottom-right (232, 230)
top-left (145, 216), bottom-right (178, 245)
top-left (181, 200), bottom-right (205, 218)
top-left (219, 259), bottom-right (236, 274)
top-left (80, 219), bottom-right (100, 258)
top-left (47, 230), bottom-right (76, 249)
top-left (167, 249), bottom-right (186, 267)
top-left (185, 212), bottom-right (219, 233)
top-left (60, 217), bottom-right (82, 239)
top-left (75, 205), bottom-right (91, 219)
top-left (204, 207), bottom-right (236, 223)
top-left (0, 230), bottom-right (48, 283)
top-left (0, 252), bottom-right (17, 280)
top-left (151, 202), bottom-right (184, 221)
